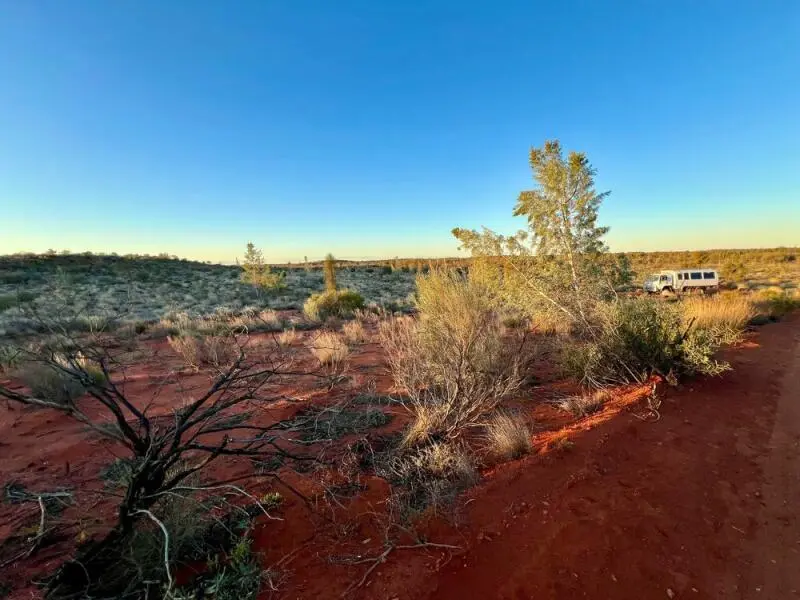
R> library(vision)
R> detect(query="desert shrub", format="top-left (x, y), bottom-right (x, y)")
top-left (303, 289), bottom-right (365, 321)
top-left (382, 441), bottom-right (476, 518)
top-left (240, 242), bottom-right (285, 293)
top-left (754, 289), bottom-right (800, 319)
top-left (680, 294), bottom-right (755, 343)
top-left (167, 333), bottom-right (237, 371)
top-left (229, 308), bottom-right (284, 332)
top-left (287, 405), bottom-right (391, 442)
top-left (453, 140), bottom-right (630, 336)
top-left (342, 319), bottom-right (366, 344)
top-left (402, 402), bottom-right (451, 447)
top-left (563, 298), bottom-right (730, 387)
top-left (78, 492), bottom-right (266, 600)
top-left (0, 294), bottom-right (15, 312)
top-left (483, 411), bottom-right (532, 459)
top-left (0, 345), bottom-right (22, 372)
top-left (554, 389), bottom-right (609, 417)
top-left (379, 270), bottom-right (525, 442)
top-left (13, 361), bottom-right (87, 405)
top-left (323, 253), bottom-right (337, 292)
top-left (309, 331), bottom-right (349, 367)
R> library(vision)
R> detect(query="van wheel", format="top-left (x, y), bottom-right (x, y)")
top-left (661, 288), bottom-right (674, 297)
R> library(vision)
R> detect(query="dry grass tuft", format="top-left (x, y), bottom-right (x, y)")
top-left (554, 389), bottom-right (610, 417)
top-left (680, 294), bottom-right (755, 333)
top-left (167, 334), bottom-right (236, 371)
top-left (309, 331), bottom-right (349, 366)
top-left (483, 411), bottom-right (532, 459)
top-left (276, 328), bottom-right (297, 347)
top-left (342, 320), bottom-right (366, 345)
top-left (402, 403), bottom-right (451, 447)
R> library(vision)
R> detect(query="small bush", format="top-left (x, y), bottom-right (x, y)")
top-left (309, 331), bottom-right (349, 366)
top-left (0, 345), bottom-right (22, 372)
top-left (379, 270), bottom-right (525, 442)
top-left (754, 289), bottom-right (800, 319)
top-left (323, 253), bottom-right (337, 292)
top-left (13, 361), bottom-right (86, 405)
top-left (563, 298), bottom-right (730, 387)
top-left (402, 402), bottom-right (451, 447)
top-left (342, 320), bottom-right (366, 345)
top-left (230, 309), bottom-right (283, 332)
top-left (303, 289), bottom-right (365, 321)
top-left (483, 411), bottom-right (532, 459)
top-left (167, 334), bottom-right (237, 371)
top-left (383, 441), bottom-right (476, 518)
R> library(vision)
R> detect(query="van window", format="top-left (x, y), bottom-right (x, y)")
top-left (677, 273), bottom-right (683, 280)
top-left (703, 271), bottom-right (716, 279)
top-left (690, 272), bottom-right (702, 280)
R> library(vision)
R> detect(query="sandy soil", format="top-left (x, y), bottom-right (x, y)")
top-left (2, 315), bottom-right (799, 599)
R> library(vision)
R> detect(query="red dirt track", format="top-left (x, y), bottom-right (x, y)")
top-left (2, 315), bottom-right (800, 599)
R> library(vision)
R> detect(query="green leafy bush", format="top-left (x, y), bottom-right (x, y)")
top-left (303, 289), bottom-right (365, 321)
top-left (563, 298), bottom-right (730, 387)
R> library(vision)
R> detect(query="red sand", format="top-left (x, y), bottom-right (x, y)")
top-left (2, 315), bottom-right (800, 599)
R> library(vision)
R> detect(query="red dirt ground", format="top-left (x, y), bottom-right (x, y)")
top-left (2, 314), bottom-right (800, 599)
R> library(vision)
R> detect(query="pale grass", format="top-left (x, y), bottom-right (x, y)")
top-left (342, 320), bottom-right (366, 345)
top-left (680, 293), bottom-right (755, 332)
top-left (276, 328), bottom-right (297, 347)
top-left (483, 411), bottom-right (532, 459)
top-left (410, 442), bottom-right (474, 480)
top-left (309, 331), bottom-right (349, 366)
top-left (554, 389), bottom-right (610, 417)
top-left (167, 334), bottom-right (236, 371)
top-left (403, 403), bottom-right (451, 447)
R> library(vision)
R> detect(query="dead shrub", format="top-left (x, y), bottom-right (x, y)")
top-left (483, 411), bottom-right (532, 459)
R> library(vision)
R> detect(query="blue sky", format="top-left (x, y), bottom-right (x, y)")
top-left (1, 1), bottom-right (798, 263)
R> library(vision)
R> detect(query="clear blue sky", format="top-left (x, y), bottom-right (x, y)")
top-left (1, 1), bottom-right (798, 263)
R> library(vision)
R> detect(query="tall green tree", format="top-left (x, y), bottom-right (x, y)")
top-left (453, 140), bottom-right (627, 332)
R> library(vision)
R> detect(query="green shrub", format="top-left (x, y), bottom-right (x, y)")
top-left (563, 298), bottom-right (730, 387)
top-left (755, 289), bottom-right (800, 319)
top-left (323, 253), bottom-right (337, 292)
top-left (13, 361), bottom-right (87, 405)
top-left (303, 289), bottom-right (365, 321)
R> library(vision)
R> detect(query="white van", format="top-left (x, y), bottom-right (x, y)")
top-left (643, 269), bottom-right (719, 294)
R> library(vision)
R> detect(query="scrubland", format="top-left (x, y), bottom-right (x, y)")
top-left (1, 143), bottom-right (798, 600)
